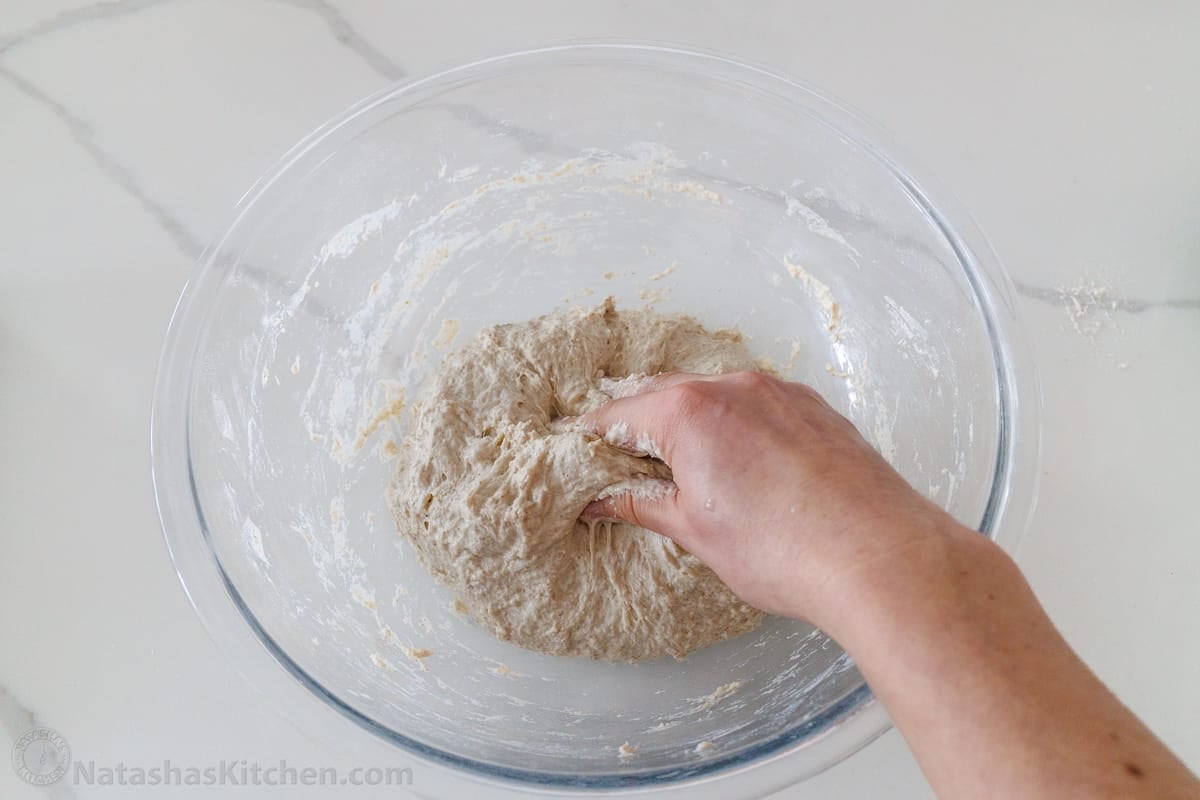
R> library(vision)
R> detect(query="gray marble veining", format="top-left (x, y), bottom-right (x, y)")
top-left (0, 0), bottom-right (408, 263)
top-left (1, 0), bottom-right (405, 83)
top-left (1013, 280), bottom-right (1200, 314)
top-left (0, 686), bottom-right (77, 799)
top-left (6, 1), bottom-right (1192, 320)
top-left (3, 4), bottom-right (1199, 798)
top-left (0, 64), bottom-right (206, 258)
top-left (0, 0), bottom-right (174, 57)
top-left (277, 0), bottom-right (405, 80)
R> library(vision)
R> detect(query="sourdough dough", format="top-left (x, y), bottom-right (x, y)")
top-left (387, 299), bottom-right (764, 662)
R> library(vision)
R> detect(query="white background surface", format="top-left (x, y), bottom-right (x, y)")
top-left (2, 1), bottom-right (1198, 798)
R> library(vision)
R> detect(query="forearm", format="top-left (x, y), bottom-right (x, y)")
top-left (574, 372), bottom-right (1197, 795)
top-left (819, 524), bottom-right (1198, 799)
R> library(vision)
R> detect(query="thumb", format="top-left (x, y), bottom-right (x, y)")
top-left (582, 477), bottom-right (681, 536)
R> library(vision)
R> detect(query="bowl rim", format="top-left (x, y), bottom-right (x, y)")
top-left (150, 41), bottom-right (1041, 798)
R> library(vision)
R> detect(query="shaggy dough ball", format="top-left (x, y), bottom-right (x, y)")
top-left (387, 299), bottom-right (764, 662)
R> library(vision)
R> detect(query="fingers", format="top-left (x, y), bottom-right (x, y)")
top-left (597, 372), bottom-right (711, 399)
top-left (581, 477), bottom-right (681, 536)
top-left (559, 371), bottom-right (737, 462)
top-left (572, 372), bottom-right (713, 462)
top-left (576, 392), bottom-right (674, 462)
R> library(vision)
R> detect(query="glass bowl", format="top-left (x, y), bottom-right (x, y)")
top-left (151, 43), bottom-right (1039, 798)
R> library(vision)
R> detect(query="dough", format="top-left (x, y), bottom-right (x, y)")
top-left (387, 299), bottom-right (764, 661)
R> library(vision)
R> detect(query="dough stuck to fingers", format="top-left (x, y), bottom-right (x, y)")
top-left (387, 298), bottom-right (764, 661)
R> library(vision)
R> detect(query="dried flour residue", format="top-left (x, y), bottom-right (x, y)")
top-left (1057, 277), bottom-right (1119, 339)
top-left (784, 257), bottom-right (842, 340)
top-left (694, 680), bottom-right (744, 711)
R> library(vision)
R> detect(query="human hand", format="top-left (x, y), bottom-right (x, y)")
top-left (577, 373), bottom-right (1200, 800)
top-left (577, 371), bottom-right (961, 625)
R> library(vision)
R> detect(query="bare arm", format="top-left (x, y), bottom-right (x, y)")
top-left (577, 371), bottom-right (1198, 800)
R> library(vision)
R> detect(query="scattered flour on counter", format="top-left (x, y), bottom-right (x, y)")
top-left (1058, 278), bottom-right (1119, 339)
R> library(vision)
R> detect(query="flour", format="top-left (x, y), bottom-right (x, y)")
top-left (694, 680), bottom-right (744, 711)
top-left (595, 476), bottom-right (677, 503)
top-left (784, 257), bottom-right (842, 340)
top-left (597, 374), bottom-right (656, 399)
top-left (638, 286), bottom-right (666, 304)
top-left (386, 299), bottom-right (764, 662)
top-left (1058, 277), bottom-right (1119, 338)
top-left (402, 646), bottom-right (434, 671)
top-left (649, 262), bottom-right (678, 281)
top-left (432, 318), bottom-right (460, 348)
top-left (783, 193), bottom-right (861, 257)
top-left (598, 419), bottom-right (666, 461)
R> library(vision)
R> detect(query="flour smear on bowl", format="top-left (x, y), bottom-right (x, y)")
top-left (230, 141), bottom-right (956, 756)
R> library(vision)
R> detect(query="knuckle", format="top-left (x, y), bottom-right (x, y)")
top-left (784, 381), bottom-right (830, 413)
top-left (667, 381), bottom-right (713, 416)
top-left (733, 369), bottom-right (774, 389)
top-left (789, 380), bottom-right (821, 400)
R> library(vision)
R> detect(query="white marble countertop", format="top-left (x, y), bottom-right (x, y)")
top-left (3, 2), bottom-right (1199, 798)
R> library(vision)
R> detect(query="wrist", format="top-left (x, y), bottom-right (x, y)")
top-left (805, 515), bottom-right (1006, 644)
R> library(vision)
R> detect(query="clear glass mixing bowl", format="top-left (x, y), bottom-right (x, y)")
top-left (152, 44), bottom-right (1039, 798)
